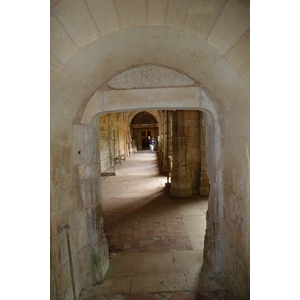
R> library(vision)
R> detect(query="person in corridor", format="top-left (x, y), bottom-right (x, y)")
top-left (149, 136), bottom-right (154, 153)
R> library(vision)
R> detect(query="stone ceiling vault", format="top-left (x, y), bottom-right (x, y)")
top-left (50, 0), bottom-right (250, 137)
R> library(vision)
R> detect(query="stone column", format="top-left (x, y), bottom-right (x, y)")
top-left (199, 111), bottom-right (210, 196)
top-left (73, 123), bottom-right (109, 283)
top-left (170, 110), bottom-right (200, 197)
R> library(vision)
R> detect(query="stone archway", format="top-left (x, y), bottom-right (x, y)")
top-left (51, 2), bottom-right (250, 298)
top-left (130, 111), bottom-right (159, 151)
top-left (74, 67), bottom-right (224, 289)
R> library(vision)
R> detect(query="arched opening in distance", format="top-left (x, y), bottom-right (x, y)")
top-left (130, 111), bottom-right (159, 151)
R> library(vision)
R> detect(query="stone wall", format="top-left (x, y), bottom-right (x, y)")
top-left (51, 122), bottom-right (109, 300)
top-left (200, 107), bottom-right (250, 299)
top-left (51, 2), bottom-right (250, 295)
top-left (221, 108), bottom-right (250, 298)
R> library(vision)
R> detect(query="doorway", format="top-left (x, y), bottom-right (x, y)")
top-left (77, 86), bottom-right (223, 297)
top-left (83, 110), bottom-right (211, 296)
top-left (96, 149), bottom-right (209, 295)
top-left (141, 131), bottom-right (151, 150)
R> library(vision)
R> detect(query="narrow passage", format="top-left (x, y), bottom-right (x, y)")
top-left (80, 151), bottom-right (211, 299)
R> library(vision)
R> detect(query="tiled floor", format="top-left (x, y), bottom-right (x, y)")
top-left (104, 195), bottom-right (194, 253)
top-left (79, 151), bottom-right (211, 300)
top-left (101, 151), bottom-right (208, 255)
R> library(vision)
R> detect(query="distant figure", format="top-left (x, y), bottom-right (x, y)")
top-left (149, 136), bottom-right (154, 153)
top-left (142, 138), bottom-right (147, 149)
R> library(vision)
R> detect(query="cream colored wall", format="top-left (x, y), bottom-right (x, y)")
top-left (50, 1), bottom-right (250, 299)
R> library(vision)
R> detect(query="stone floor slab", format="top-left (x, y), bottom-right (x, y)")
top-left (182, 216), bottom-right (206, 233)
top-left (124, 293), bottom-right (157, 300)
top-left (93, 277), bottom-right (132, 295)
top-left (130, 274), bottom-right (188, 293)
top-left (105, 295), bottom-right (127, 300)
top-left (88, 296), bottom-right (110, 300)
top-left (171, 250), bottom-right (203, 275)
top-left (153, 292), bottom-right (173, 299)
top-left (168, 292), bottom-right (210, 300)
top-left (175, 199), bottom-right (204, 216)
top-left (107, 252), bottom-right (175, 276)
top-left (182, 216), bottom-right (206, 250)
top-left (184, 273), bottom-right (201, 292)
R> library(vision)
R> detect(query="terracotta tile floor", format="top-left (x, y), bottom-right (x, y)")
top-left (104, 196), bottom-right (196, 253)
top-left (101, 151), bottom-right (208, 254)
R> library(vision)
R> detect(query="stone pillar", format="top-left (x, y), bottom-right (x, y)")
top-left (199, 111), bottom-right (210, 196)
top-left (73, 123), bottom-right (109, 284)
top-left (170, 110), bottom-right (200, 197)
top-left (199, 116), bottom-right (225, 291)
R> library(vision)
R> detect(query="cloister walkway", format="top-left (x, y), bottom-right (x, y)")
top-left (79, 151), bottom-right (216, 300)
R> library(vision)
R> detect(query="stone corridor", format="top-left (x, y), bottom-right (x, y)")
top-left (79, 151), bottom-right (222, 300)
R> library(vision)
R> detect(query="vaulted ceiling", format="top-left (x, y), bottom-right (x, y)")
top-left (50, 0), bottom-right (250, 137)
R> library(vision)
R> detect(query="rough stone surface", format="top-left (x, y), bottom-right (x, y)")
top-left (130, 274), bottom-right (188, 293)
top-left (207, 0), bottom-right (250, 54)
top-left (107, 65), bottom-right (194, 89)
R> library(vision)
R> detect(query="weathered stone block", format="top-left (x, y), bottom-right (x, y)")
top-left (50, 15), bottom-right (78, 64)
top-left (148, 0), bottom-right (168, 25)
top-left (226, 29), bottom-right (250, 74)
top-left (114, 0), bottom-right (147, 28)
top-left (164, 0), bottom-right (191, 29)
top-left (207, 0), bottom-right (250, 54)
top-left (86, 0), bottom-right (120, 36)
top-left (185, 0), bottom-right (227, 39)
top-left (108, 65), bottom-right (194, 89)
top-left (53, 0), bottom-right (99, 47)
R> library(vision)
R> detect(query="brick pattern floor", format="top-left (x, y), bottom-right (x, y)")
top-left (101, 150), bottom-right (207, 255)
top-left (103, 194), bottom-right (194, 253)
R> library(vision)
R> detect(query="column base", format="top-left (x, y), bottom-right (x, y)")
top-left (199, 187), bottom-right (210, 196)
top-left (170, 188), bottom-right (192, 198)
top-left (165, 182), bottom-right (171, 188)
